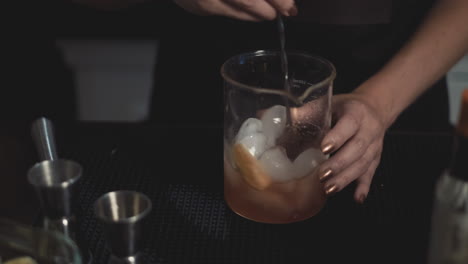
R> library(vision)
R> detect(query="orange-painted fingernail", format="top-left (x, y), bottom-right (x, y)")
top-left (319, 168), bottom-right (333, 182)
top-left (322, 143), bottom-right (334, 154)
top-left (325, 185), bottom-right (338, 196)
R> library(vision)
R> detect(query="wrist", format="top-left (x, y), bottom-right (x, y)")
top-left (352, 77), bottom-right (402, 130)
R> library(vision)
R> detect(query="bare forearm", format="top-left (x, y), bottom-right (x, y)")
top-left (355, 0), bottom-right (468, 127)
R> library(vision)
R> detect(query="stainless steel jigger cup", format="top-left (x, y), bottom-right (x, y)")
top-left (94, 191), bottom-right (152, 264)
top-left (27, 159), bottom-right (82, 237)
top-left (28, 116), bottom-right (93, 264)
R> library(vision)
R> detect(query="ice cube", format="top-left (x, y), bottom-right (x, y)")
top-left (235, 118), bottom-right (263, 143)
top-left (261, 105), bottom-right (287, 147)
top-left (259, 146), bottom-right (295, 182)
top-left (237, 132), bottom-right (268, 159)
top-left (293, 148), bottom-right (327, 179)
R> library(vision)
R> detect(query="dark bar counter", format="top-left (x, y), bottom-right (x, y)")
top-left (0, 122), bottom-right (452, 264)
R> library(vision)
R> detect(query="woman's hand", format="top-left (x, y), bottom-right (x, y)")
top-left (173, 0), bottom-right (297, 21)
top-left (315, 0), bottom-right (468, 204)
top-left (317, 92), bottom-right (392, 204)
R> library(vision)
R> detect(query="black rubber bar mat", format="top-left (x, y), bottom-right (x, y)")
top-left (56, 124), bottom-right (452, 264)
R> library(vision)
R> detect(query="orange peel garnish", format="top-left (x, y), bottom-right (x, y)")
top-left (232, 143), bottom-right (272, 190)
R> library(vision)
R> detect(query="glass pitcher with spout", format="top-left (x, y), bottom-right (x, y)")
top-left (222, 50), bottom-right (336, 224)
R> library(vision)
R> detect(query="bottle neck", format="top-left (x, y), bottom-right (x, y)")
top-left (449, 133), bottom-right (468, 181)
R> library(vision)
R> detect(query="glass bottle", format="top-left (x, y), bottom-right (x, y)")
top-left (428, 89), bottom-right (468, 264)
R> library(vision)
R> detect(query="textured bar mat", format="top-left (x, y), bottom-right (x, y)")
top-left (58, 126), bottom-right (452, 264)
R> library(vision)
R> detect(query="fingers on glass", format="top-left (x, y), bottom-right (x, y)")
top-left (321, 114), bottom-right (361, 155)
top-left (320, 141), bottom-right (380, 197)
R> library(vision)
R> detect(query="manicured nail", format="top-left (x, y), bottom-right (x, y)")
top-left (319, 168), bottom-right (333, 182)
top-left (357, 194), bottom-right (367, 204)
top-left (321, 143), bottom-right (334, 155)
top-left (325, 185), bottom-right (338, 196)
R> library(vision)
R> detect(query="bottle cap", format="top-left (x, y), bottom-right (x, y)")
top-left (456, 89), bottom-right (468, 136)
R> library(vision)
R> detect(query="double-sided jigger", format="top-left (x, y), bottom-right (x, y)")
top-left (27, 117), bottom-right (92, 264)
top-left (94, 190), bottom-right (152, 264)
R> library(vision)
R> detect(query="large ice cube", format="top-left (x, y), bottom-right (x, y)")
top-left (259, 146), bottom-right (294, 182)
top-left (237, 132), bottom-right (268, 159)
top-left (235, 118), bottom-right (263, 143)
top-left (293, 148), bottom-right (326, 179)
top-left (261, 105), bottom-right (287, 147)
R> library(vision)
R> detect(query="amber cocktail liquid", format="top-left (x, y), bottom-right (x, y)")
top-left (222, 50), bottom-right (336, 224)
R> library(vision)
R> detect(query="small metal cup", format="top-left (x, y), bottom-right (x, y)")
top-left (94, 190), bottom-right (152, 263)
top-left (28, 117), bottom-right (93, 263)
top-left (27, 159), bottom-right (82, 235)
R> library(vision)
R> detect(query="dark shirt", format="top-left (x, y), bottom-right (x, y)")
top-left (296, 0), bottom-right (392, 25)
top-left (149, 0), bottom-right (449, 132)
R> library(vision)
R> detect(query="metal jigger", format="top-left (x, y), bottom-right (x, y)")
top-left (27, 117), bottom-right (92, 263)
top-left (94, 190), bottom-right (152, 264)
top-left (27, 159), bottom-right (82, 236)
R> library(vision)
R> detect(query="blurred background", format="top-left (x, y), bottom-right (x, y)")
top-left (58, 38), bottom-right (468, 124)
top-left (4, 0), bottom-right (468, 125)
